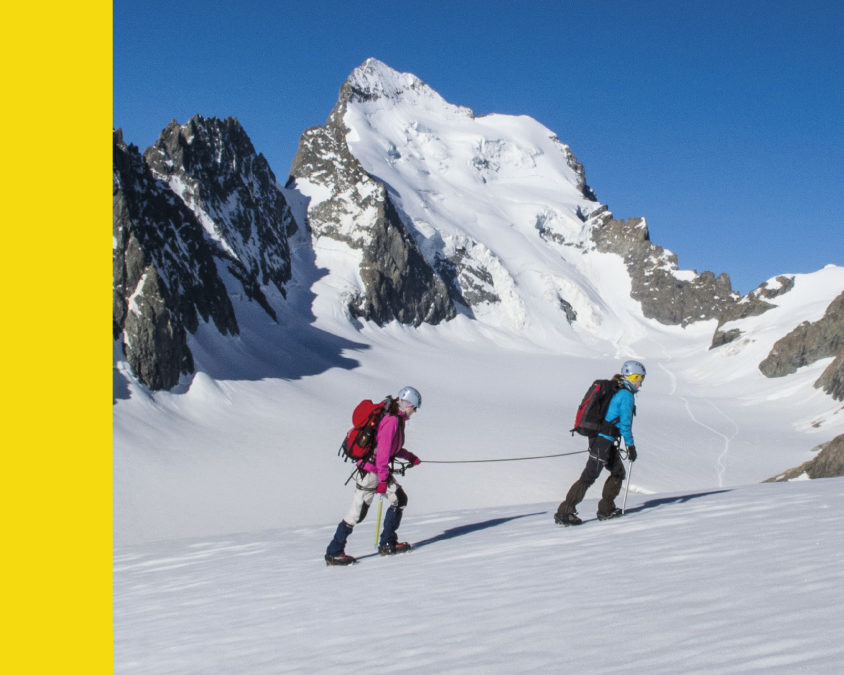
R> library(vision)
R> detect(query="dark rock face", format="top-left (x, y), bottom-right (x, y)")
top-left (352, 196), bottom-right (456, 325)
top-left (710, 276), bottom-right (794, 348)
top-left (591, 215), bottom-right (738, 326)
top-left (121, 267), bottom-right (194, 391)
top-left (113, 130), bottom-right (237, 389)
top-left (145, 115), bottom-right (295, 314)
top-left (435, 248), bottom-right (500, 310)
top-left (765, 434), bottom-right (844, 481)
top-left (289, 90), bottom-right (455, 327)
top-left (759, 291), bottom-right (844, 400)
top-left (815, 356), bottom-right (844, 401)
top-left (113, 117), bottom-right (295, 390)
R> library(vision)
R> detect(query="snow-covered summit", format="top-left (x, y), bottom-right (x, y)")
top-left (288, 58), bottom-right (741, 343)
top-left (343, 57), bottom-right (444, 105)
top-left (340, 58), bottom-right (473, 116)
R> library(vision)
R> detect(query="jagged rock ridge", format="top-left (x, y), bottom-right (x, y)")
top-left (145, 116), bottom-right (295, 299)
top-left (591, 214), bottom-right (738, 327)
top-left (113, 116), bottom-right (295, 390)
top-left (113, 130), bottom-right (236, 389)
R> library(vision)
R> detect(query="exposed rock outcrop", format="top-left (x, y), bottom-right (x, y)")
top-left (591, 214), bottom-right (738, 326)
top-left (113, 130), bottom-right (237, 389)
top-left (759, 291), bottom-right (844, 400)
top-left (710, 276), bottom-right (794, 348)
top-left (765, 434), bottom-right (844, 481)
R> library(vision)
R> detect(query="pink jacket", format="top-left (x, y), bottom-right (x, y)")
top-left (358, 412), bottom-right (416, 483)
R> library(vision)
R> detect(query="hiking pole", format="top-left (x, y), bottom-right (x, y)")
top-left (622, 459), bottom-right (634, 515)
top-left (374, 496), bottom-right (384, 549)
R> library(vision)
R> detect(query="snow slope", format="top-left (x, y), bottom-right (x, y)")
top-left (113, 262), bottom-right (844, 545)
top-left (114, 478), bottom-right (844, 673)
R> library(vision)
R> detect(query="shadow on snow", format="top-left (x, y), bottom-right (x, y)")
top-left (411, 511), bottom-right (546, 551)
top-left (624, 489), bottom-right (732, 515)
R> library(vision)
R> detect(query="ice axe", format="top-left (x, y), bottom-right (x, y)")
top-left (622, 458), bottom-right (634, 515)
top-left (374, 495), bottom-right (384, 548)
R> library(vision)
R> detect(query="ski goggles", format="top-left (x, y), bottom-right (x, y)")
top-left (626, 373), bottom-right (644, 384)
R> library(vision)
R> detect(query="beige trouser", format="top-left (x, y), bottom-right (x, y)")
top-left (343, 471), bottom-right (403, 526)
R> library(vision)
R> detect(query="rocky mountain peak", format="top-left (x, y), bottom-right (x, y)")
top-left (114, 61), bottom-right (841, 402)
top-left (342, 58), bottom-right (432, 104)
top-left (114, 115), bottom-right (298, 390)
top-left (289, 66), bottom-right (457, 327)
top-left (145, 115), bottom-right (295, 296)
top-left (113, 130), bottom-right (237, 390)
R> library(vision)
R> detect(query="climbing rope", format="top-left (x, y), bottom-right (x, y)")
top-left (346, 449), bottom-right (591, 483)
top-left (421, 449), bottom-right (588, 464)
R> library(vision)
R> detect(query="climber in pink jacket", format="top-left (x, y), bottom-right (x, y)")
top-left (358, 412), bottom-right (419, 484)
top-left (325, 386), bottom-right (423, 566)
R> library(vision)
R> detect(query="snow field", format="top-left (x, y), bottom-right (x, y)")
top-left (114, 478), bottom-right (844, 673)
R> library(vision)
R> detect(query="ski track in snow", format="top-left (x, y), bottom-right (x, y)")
top-left (677, 397), bottom-right (738, 488)
top-left (708, 400), bottom-right (740, 486)
top-left (657, 358), bottom-right (737, 487)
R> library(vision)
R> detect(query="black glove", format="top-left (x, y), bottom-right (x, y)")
top-left (627, 445), bottom-right (637, 462)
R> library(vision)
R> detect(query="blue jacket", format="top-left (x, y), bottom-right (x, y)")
top-left (599, 385), bottom-right (637, 447)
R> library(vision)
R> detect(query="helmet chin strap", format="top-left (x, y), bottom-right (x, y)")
top-left (623, 377), bottom-right (641, 392)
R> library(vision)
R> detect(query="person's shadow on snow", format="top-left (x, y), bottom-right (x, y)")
top-left (624, 489), bottom-right (731, 515)
top-left (412, 512), bottom-right (545, 550)
top-left (353, 512), bottom-right (546, 561)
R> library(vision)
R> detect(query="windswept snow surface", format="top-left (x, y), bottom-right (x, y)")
top-left (114, 478), bottom-right (844, 673)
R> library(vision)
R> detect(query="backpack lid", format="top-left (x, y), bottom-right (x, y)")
top-left (351, 400), bottom-right (381, 428)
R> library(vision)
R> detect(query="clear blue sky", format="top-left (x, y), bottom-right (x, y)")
top-left (114, 0), bottom-right (843, 295)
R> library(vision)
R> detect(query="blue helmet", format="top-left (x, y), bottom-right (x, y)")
top-left (397, 386), bottom-right (422, 409)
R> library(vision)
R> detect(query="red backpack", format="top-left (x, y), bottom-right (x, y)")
top-left (339, 397), bottom-right (394, 462)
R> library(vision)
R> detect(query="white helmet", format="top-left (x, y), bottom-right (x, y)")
top-left (620, 360), bottom-right (646, 388)
top-left (397, 386), bottom-right (422, 409)
top-left (621, 360), bottom-right (646, 378)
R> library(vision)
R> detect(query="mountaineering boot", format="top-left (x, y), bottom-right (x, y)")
top-left (554, 511), bottom-right (583, 526)
top-left (379, 541), bottom-right (412, 556)
top-left (555, 479), bottom-right (589, 524)
top-left (597, 475), bottom-right (623, 515)
top-left (325, 521), bottom-right (354, 564)
top-left (597, 508), bottom-right (623, 521)
top-left (378, 505), bottom-right (404, 549)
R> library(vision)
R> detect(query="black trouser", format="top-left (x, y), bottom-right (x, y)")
top-left (557, 435), bottom-right (626, 516)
